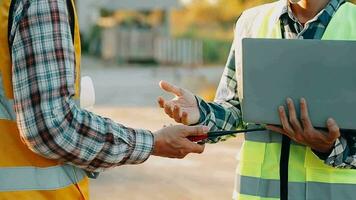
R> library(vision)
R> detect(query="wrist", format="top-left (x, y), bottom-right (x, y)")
top-left (312, 147), bottom-right (333, 160)
top-left (323, 140), bottom-right (337, 153)
top-left (192, 96), bottom-right (206, 125)
top-left (152, 130), bottom-right (163, 156)
top-left (312, 142), bottom-right (335, 160)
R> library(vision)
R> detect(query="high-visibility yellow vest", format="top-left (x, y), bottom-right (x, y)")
top-left (0, 0), bottom-right (89, 199)
top-left (237, 2), bottom-right (356, 200)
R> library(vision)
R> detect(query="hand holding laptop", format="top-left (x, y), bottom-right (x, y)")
top-left (266, 98), bottom-right (340, 153)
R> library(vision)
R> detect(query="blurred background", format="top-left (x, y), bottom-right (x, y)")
top-left (77, 0), bottom-right (356, 199)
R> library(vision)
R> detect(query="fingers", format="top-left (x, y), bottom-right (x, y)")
top-left (278, 106), bottom-right (294, 135)
top-left (182, 125), bottom-right (209, 137)
top-left (176, 143), bottom-right (205, 159)
top-left (160, 99), bottom-right (184, 122)
top-left (173, 105), bottom-right (182, 123)
top-left (158, 96), bottom-right (165, 108)
top-left (287, 98), bottom-right (302, 132)
top-left (157, 96), bottom-right (175, 118)
top-left (300, 98), bottom-right (313, 129)
top-left (159, 80), bottom-right (183, 96)
top-left (189, 143), bottom-right (205, 154)
top-left (164, 104), bottom-right (173, 118)
top-left (327, 118), bottom-right (340, 140)
top-left (266, 125), bottom-right (286, 134)
top-left (182, 112), bottom-right (189, 125)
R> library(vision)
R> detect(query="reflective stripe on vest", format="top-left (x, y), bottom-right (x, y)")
top-left (0, 165), bottom-right (86, 191)
top-left (237, 2), bottom-right (356, 199)
top-left (239, 175), bottom-right (356, 199)
top-left (0, 73), bottom-right (17, 120)
top-left (0, 0), bottom-right (88, 198)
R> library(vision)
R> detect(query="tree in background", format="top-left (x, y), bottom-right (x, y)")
top-left (172, 0), bottom-right (273, 40)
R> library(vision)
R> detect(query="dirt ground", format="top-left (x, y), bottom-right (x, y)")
top-left (82, 57), bottom-right (243, 200)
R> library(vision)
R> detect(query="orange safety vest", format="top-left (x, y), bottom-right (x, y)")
top-left (0, 0), bottom-right (89, 199)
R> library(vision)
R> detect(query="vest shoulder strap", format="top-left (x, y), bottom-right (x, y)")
top-left (323, 2), bottom-right (356, 40)
top-left (239, 1), bottom-right (283, 38)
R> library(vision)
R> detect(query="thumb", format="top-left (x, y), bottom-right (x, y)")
top-left (327, 118), bottom-right (340, 140)
top-left (183, 125), bottom-right (210, 137)
top-left (159, 80), bottom-right (183, 96)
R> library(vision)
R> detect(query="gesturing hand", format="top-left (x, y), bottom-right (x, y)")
top-left (152, 125), bottom-right (209, 158)
top-left (158, 81), bottom-right (200, 125)
top-left (266, 98), bottom-right (340, 153)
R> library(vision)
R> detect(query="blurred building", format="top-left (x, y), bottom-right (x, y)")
top-left (77, 0), bottom-right (180, 37)
top-left (77, 0), bottom-right (203, 66)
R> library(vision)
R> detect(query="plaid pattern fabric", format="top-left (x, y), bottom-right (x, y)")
top-left (9, 0), bottom-right (153, 172)
top-left (196, 0), bottom-right (356, 168)
top-left (326, 132), bottom-right (356, 168)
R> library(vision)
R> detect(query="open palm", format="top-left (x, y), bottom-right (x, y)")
top-left (158, 81), bottom-right (200, 125)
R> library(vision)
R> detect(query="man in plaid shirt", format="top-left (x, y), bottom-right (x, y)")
top-left (9, 0), bottom-right (208, 173)
top-left (159, 0), bottom-right (356, 185)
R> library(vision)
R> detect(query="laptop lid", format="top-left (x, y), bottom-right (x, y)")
top-left (241, 38), bottom-right (356, 130)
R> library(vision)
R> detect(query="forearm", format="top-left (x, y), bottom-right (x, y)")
top-left (15, 98), bottom-right (154, 172)
top-left (11, 0), bottom-right (153, 172)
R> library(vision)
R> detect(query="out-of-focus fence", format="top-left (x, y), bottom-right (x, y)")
top-left (155, 37), bottom-right (203, 66)
top-left (101, 28), bottom-right (203, 66)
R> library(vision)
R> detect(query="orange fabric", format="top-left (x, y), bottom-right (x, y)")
top-left (0, 0), bottom-right (14, 99)
top-left (0, 120), bottom-right (59, 167)
top-left (70, 0), bottom-right (81, 99)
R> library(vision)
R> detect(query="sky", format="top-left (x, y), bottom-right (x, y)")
top-left (180, 0), bottom-right (219, 5)
top-left (180, 0), bottom-right (191, 4)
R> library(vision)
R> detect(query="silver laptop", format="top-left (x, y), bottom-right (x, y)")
top-left (241, 38), bottom-right (356, 130)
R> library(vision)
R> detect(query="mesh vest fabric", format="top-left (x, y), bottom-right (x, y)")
top-left (236, 2), bottom-right (356, 200)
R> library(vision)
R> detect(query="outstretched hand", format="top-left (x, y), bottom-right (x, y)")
top-left (158, 81), bottom-right (200, 125)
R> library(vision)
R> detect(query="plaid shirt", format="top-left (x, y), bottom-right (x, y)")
top-left (9, 0), bottom-right (153, 172)
top-left (197, 0), bottom-right (356, 168)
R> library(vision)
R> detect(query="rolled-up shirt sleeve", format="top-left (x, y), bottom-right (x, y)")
top-left (322, 136), bottom-right (356, 169)
top-left (10, 0), bottom-right (153, 172)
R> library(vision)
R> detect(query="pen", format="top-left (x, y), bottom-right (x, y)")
top-left (187, 127), bottom-right (266, 142)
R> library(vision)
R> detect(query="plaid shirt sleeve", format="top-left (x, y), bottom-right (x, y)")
top-left (195, 40), bottom-right (244, 143)
top-left (323, 134), bottom-right (356, 169)
top-left (10, 0), bottom-right (153, 172)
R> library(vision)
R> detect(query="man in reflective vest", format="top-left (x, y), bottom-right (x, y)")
top-left (158, 0), bottom-right (356, 199)
top-left (0, 0), bottom-right (208, 199)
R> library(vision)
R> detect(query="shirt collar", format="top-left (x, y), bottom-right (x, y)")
top-left (278, 0), bottom-right (345, 26)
